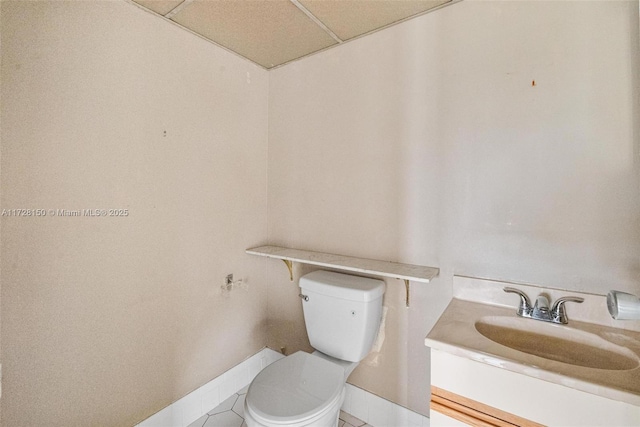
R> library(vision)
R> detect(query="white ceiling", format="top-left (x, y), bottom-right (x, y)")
top-left (131, 0), bottom-right (453, 69)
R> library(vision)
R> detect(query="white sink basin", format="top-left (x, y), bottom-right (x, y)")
top-left (475, 316), bottom-right (639, 370)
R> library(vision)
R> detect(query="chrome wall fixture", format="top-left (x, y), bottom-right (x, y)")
top-left (607, 291), bottom-right (640, 320)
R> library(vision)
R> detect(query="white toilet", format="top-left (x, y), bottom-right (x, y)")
top-left (244, 270), bottom-right (385, 427)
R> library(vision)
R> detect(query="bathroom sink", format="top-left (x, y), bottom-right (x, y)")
top-left (475, 316), bottom-right (640, 370)
top-left (426, 285), bottom-right (640, 407)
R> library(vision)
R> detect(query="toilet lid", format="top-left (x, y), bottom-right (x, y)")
top-left (246, 351), bottom-right (344, 424)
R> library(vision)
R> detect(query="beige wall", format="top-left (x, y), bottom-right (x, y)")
top-left (0, 1), bottom-right (269, 426)
top-left (267, 0), bottom-right (640, 416)
top-left (0, 1), bottom-right (3, 425)
top-left (2, 0), bottom-right (639, 425)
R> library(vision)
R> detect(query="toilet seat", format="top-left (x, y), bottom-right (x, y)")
top-left (245, 351), bottom-right (345, 425)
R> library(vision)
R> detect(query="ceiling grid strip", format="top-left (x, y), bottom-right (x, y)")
top-left (164, 0), bottom-right (194, 19)
top-left (289, 0), bottom-right (343, 44)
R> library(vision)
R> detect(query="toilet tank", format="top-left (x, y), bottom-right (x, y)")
top-left (299, 270), bottom-right (385, 362)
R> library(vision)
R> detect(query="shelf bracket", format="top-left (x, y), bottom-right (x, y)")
top-left (405, 279), bottom-right (410, 308)
top-left (282, 259), bottom-right (294, 281)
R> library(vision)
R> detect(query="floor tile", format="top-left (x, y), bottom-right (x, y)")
top-left (339, 421), bottom-right (346, 427)
top-left (187, 414), bottom-right (209, 427)
top-left (340, 410), bottom-right (366, 426)
top-left (208, 394), bottom-right (239, 415)
top-left (203, 410), bottom-right (243, 427)
top-left (238, 385), bottom-right (249, 395)
top-left (232, 394), bottom-right (245, 418)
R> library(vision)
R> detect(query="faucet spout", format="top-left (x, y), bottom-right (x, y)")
top-left (533, 295), bottom-right (550, 320)
top-left (535, 295), bottom-right (549, 311)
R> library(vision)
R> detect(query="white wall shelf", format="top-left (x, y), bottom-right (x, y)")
top-left (246, 245), bottom-right (439, 307)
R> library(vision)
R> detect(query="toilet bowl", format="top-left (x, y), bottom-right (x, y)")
top-left (244, 270), bottom-right (385, 427)
top-left (243, 351), bottom-right (351, 427)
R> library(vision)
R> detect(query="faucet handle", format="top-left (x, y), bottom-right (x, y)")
top-left (504, 287), bottom-right (532, 316)
top-left (551, 296), bottom-right (584, 324)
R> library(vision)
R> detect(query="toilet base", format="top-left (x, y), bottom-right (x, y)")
top-left (244, 388), bottom-right (344, 427)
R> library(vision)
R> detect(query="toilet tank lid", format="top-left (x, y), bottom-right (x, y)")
top-left (299, 270), bottom-right (385, 302)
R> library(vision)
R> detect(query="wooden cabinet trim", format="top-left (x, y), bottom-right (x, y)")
top-left (431, 386), bottom-right (545, 427)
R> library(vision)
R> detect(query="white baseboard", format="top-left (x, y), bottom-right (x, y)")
top-left (136, 347), bottom-right (283, 427)
top-left (136, 348), bottom-right (430, 427)
top-left (343, 383), bottom-right (430, 427)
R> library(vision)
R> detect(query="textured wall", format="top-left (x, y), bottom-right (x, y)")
top-left (2, 0), bottom-right (639, 424)
top-left (267, 0), bottom-right (640, 416)
top-left (0, 1), bottom-right (269, 426)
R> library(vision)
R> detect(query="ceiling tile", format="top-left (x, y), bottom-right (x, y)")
top-left (299, 0), bottom-right (451, 41)
top-left (133, 0), bottom-right (185, 16)
top-left (171, 0), bottom-right (338, 68)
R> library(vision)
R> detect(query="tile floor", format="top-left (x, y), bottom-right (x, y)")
top-left (187, 385), bottom-right (372, 427)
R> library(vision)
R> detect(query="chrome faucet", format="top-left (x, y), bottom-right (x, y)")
top-left (551, 296), bottom-right (585, 324)
top-left (532, 294), bottom-right (550, 320)
top-left (503, 287), bottom-right (584, 324)
top-left (503, 287), bottom-right (532, 317)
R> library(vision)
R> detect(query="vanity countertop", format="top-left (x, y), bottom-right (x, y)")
top-left (425, 277), bottom-right (640, 407)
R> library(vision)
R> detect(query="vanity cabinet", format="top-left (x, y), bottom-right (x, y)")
top-left (430, 349), bottom-right (640, 427)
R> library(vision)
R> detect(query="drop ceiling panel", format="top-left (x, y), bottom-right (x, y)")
top-left (299, 0), bottom-right (451, 41)
top-left (134, 0), bottom-right (184, 16)
top-left (171, 0), bottom-right (338, 68)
